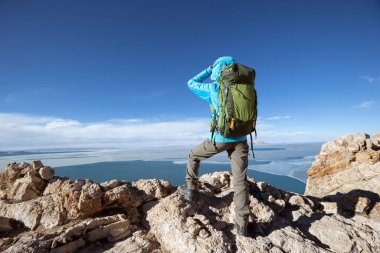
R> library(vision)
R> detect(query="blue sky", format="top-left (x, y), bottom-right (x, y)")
top-left (0, 0), bottom-right (379, 149)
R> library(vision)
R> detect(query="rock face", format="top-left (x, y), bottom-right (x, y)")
top-left (0, 161), bottom-right (175, 230)
top-left (305, 133), bottom-right (380, 197)
top-left (2, 214), bottom-right (131, 253)
top-left (305, 133), bottom-right (380, 221)
top-left (146, 172), bottom-right (380, 253)
top-left (1, 136), bottom-right (380, 253)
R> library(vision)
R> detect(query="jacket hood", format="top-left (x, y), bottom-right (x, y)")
top-left (210, 56), bottom-right (236, 81)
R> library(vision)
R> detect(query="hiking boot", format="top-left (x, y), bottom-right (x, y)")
top-left (235, 222), bottom-right (248, 237)
top-left (177, 185), bottom-right (195, 201)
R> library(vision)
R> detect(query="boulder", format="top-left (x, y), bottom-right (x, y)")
top-left (0, 196), bottom-right (67, 230)
top-left (305, 133), bottom-right (380, 198)
top-left (38, 166), bottom-right (55, 180)
top-left (0, 162), bottom-right (49, 201)
top-left (132, 178), bottom-right (176, 203)
top-left (32, 160), bottom-right (44, 170)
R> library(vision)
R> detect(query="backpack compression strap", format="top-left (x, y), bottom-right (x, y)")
top-left (249, 133), bottom-right (255, 159)
top-left (209, 105), bottom-right (218, 143)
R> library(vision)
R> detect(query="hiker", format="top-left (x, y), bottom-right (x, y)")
top-left (178, 56), bottom-right (257, 236)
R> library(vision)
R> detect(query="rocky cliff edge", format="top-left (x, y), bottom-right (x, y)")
top-left (0, 133), bottom-right (379, 253)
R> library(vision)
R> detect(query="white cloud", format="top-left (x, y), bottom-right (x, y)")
top-left (354, 101), bottom-right (375, 109)
top-left (0, 113), bottom-right (210, 150)
top-left (265, 115), bottom-right (291, 120)
top-left (0, 113), bottom-right (317, 150)
top-left (361, 75), bottom-right (380, 84)
top-left (45, 119), bottom-right (82, 129)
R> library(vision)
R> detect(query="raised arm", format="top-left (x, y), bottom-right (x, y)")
top-left (187, 67), bottom-right (213, 102)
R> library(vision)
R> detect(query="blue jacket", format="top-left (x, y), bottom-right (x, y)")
top-left (187, 56), bottom-right (247, 143)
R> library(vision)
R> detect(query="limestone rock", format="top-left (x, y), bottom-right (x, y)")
top-left (38, 166), bottom-right (55, 180)
top-left (132, 178), bottom-right (176, 203)
top-left (7, 180), bottom-right (40, 201)
top-left (146, 193), bottom-right (233, 253)
top-left (0, 195), bottom-right (67, 230)
top-left (304, 214), bottom-right (380, 253)
top-left (145, 171), bottom-right (380, 253)
top-left (199, 171), bottom-right (231, 192)
top-left (101, 230), bottom-right (162, 253)
top-left (305, 133), bottom-right (380, 198)
top-left (2, 214), bottom-right (131, 253)
top-left (32, 160), bottom-right (44, 170)
top-left (8, 172), bottom-right (46, 201)
top-left (236, 225), bottom-right (331, 253)
top-left (103, 184), bottom-right (132, 208)
top-left (100, 180), bottom-right (123, 191)
top-left (0, 163), bottom-right (175, 231)
top-left (77, 183), bottom-right (103, 217)
top-left (0, 163), bottom-right (25, 199)
top-left (0, 162), bottom-right (49, 201)
top-left (1, 158), bottom-right (380, 253)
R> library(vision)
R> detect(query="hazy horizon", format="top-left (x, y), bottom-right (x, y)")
top-left (0, 142), bottom-right (322, 190)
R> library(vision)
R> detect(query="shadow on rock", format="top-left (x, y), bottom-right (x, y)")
top-left (321, 189), bottom-right (380, 219)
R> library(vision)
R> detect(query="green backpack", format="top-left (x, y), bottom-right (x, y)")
top-left (210, 63), bottom-right (258, 156)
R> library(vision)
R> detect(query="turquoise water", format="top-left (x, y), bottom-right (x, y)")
top-left (0, 143), bottom-right (322, 195)
top-left (56, 160), bottom-right (307, 194)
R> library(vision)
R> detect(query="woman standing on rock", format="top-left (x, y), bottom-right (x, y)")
top-left (178, 56), bottom-right (257, 237)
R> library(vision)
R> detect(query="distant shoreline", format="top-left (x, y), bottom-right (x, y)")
top-left (55, 160), bottom-right (306, 194)
top-left (1, 143), bottom-right (320, 194)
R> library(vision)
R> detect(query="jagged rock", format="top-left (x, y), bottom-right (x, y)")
top-left (0, 162), bottom-right (175, 231)
top-left (305, 133), bottom-right (380, 198)
top-left (32, 160), bottom-right (44, 170)
top-left (38, 166), bottom-right (55, 180)
top-left (236, 225), bottom-right (332, 253)
top-left (101, 230), bottom-right (162, 253)
top-left (0, 163), bottom-right (24, 199)
top-left (199, 171), bottom-right (231, 191)
top-left (1, 153), bottom-right (380, 253)
top-left (8, 172), bottom-right (46, 201)
top-left (103, 184), bottom-right (133, 207)
top-left (18, 162), bottom-right (30, 170)
top-left (145, 171), bottom-right (380, 253)
top-left (146, 173), bottom-right (304, 252)
top-left (2, 214), bottom-right (131, 253)
top-left (0, 162), bottom-right (50, 201)
top-left (146, 193), bottom-right (233, 253)
top-left (304, 133), bottom-right (380, 223)
top-left (319, 190), bottom-right (380, 219)
top-left (303, 214), bottom-right (380, 253)
top-left (7, 180), bottom-right (40, 201)
top-left (100, 180), bottom-right (123, 191)
top-left (77, 183), bottom-right (103, 217)
top-left (132, 178), bottom-right (176, 203)
top-left (0, 195), bottom-right (67, 230)
top-left (51, 214), bottom-right (130, 247)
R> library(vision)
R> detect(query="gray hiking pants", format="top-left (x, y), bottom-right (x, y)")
top-left (185, 139), bottom-right (250, 227)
